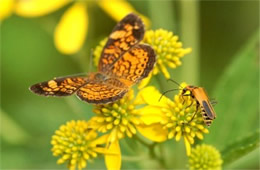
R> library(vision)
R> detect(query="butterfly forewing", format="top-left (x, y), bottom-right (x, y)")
top-left (30, 77), bottom-right (87, 96)
top-left (98, 13), bottom-right (145, 73)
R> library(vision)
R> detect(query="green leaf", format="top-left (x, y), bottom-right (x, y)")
top-left (221, 130), bottom-right (260, 166)
top-left (205, 30), bottom-right (259, 147)
top-left (0, 110), bottom-right (31, 145)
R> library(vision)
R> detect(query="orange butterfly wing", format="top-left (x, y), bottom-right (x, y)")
top-left (76, 13), bottom-right (155, 104)
top-left (98, 13), bottom-right (145, 73)
top-left (106, 44), bottom-right (156, 86)
top-left (30, 77), bottom-right (87, 96)
top-left (76, 44), bottom-right (156, 104)
top-left (76, 75), bottom-right (128, 104)
top-left (30, 13), bottom-right (156, 104)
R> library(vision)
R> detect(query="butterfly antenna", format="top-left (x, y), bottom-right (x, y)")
top-left (159, 89), bottom-right (180, 102)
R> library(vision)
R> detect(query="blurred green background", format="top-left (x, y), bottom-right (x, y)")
top-left (1, 0), bottom-right (259, 169)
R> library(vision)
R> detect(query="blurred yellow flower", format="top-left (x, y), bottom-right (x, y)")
top-left (54, 2), bottom-right (88, 54)
top-left (135, 84), bottom-right (209, 156)
top-left (93, 37), bottom-right (108, 67)
top-left (189, 144), bottom-right (223, 170)
top-left (139, 29), bottom-right (192, 88)
top-left (15, 0), bottom-right (71, 17)
top-left (51, 120), bottom-right (121, 170)
top-left (0, 0), bottom-right (14, 20)
top-left (0, 0), bottom-right (150, 55)
top-left (98, 0), bottom-right (150, 27)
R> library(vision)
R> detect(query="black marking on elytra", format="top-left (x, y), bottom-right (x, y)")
top-left (202, 101), bottom-right (214, 119)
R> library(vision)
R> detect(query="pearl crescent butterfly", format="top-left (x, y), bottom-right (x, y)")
top-left (30, 13), bottom-right (156, 104)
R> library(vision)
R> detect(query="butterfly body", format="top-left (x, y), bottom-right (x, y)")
top-left (30, 13), bottom-right (156, 104)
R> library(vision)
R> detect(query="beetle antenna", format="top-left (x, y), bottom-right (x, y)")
top-left (167, 79), bottom-right (182, 89)
top-left (159, 89), bottom-right (180, 102)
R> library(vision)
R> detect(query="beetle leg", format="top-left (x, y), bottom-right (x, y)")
top-left (185, 96), bottom-right (194, 108)
top-left (188, 101), bottom-right (200, 123)
top-left (182, 94), bottom-right (190, 105)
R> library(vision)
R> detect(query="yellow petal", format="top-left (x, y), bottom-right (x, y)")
top-left (137, 123), bottom-right (167, 142)
top-left (98, 0), bottom-right (150, 28)
top-left (184, 136), bottom-right (191, 156)
top-left (92, 134), bottom-right (109, 145)
top-left (0, 0), bottom-right (14, 21)
top-left (93, 147), bottom-right (107, 154)
top-left (54, 2), bottom-right (88, 54)
top-left (15, 0), bottom-right (70, 17)
top-left (105, 141), bottom-right (121, 170)
top-left (138, 72), bottom-right (152, 89)
top-left (135, 86), bottom-right (169, 107)
top-left (138, 106), bottom-right (167, 125)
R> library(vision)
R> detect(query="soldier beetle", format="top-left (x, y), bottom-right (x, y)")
top-left (160, 79), bottom-right (217, 126)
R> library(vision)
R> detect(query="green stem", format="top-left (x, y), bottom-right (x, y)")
top-left (155, 75), bottom-right (165, 92)
top-left (121, 138), bottom-right (139, 154)
top-left (179, 0), bottom-right (200, 84)
top-left (64, 97), bottom-right (87, 118)
top-left (122, 155), bottom-right (150, 162)
top-left (159, 144), bottom-right (167, 167)
top-left (149, 143), bottom-right (167, 168)
top-left (148, 142), bottom-right (157, 158)
top-left (147, 1), bottom-right (176, 30)
top-left (147, 0), bottom-right (176, 92)
top-left (134, 135), bottom-right (167, 168)
top-left (133, 134), bottom-right (154, 147)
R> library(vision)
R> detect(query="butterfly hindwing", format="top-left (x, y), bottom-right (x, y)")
top-left (105, 44), bottom-right (156, 86)
top-left (76, 76), bottom-right (128, 104)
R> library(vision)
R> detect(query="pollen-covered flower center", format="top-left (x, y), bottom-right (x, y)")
top-left (189, 144), bottom-right (223, 170)
top-left (51, 120), bottom-right (99, 170)
top-left (92, 90), bottom-right (140, 142)
top-left (143, 29), bottom-right (192, 79)
top-left (161, 95), bottom-right (208, 143)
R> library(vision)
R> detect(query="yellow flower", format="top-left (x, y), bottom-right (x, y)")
top-left (54, 2), bottom-right (88, 54)
top-left (90, 89), bottom-right (167, 143)
top-left (0, 0), bottom-right (14, 20)
top-left (51, 120), bottom-right (120, 170)
top-left (88, 88), bottom-right (168, 169)
top-left (139, 29), bottom-right (192, 88)
top-left (136, 84), bottom-right (209, 156)
top-left (90, 89), bottom-right (139, 143)
top-left (93, 37), bottom-right (108, 67)
top-left (189, 144), bottom-right (223, 170)
top-left (1, 0), bottom-right (149, 54)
